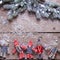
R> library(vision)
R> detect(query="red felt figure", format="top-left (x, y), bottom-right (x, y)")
top-left (14, 39), bottom-right (19, 47)
top-left (25, 40), bottom-right (34, 59)
top-left (26, 54), bottom-right (34, 59)
top-left (12, 39), bottom-right (20, 54)
top-left (36, 45), bottom-right (43, 54)
top-left (12, 39), bottom-right (25, 60)
top-left (34, 38), bottom-right (44, 60)
top-left (28, 40), bottom-right (33, 47)
top-left (19, 51), bottom-right (25, 59)
top-left (12, 39), bottom-right (19, 54)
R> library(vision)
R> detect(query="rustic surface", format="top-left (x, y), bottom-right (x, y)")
top-left (0, 0), bottom-right (60, 59)
top-left (0, 10), bottom-right (60, 32)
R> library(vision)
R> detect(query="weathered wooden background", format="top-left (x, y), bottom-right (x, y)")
top-left (0, 0), bottom-right (60, 59)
